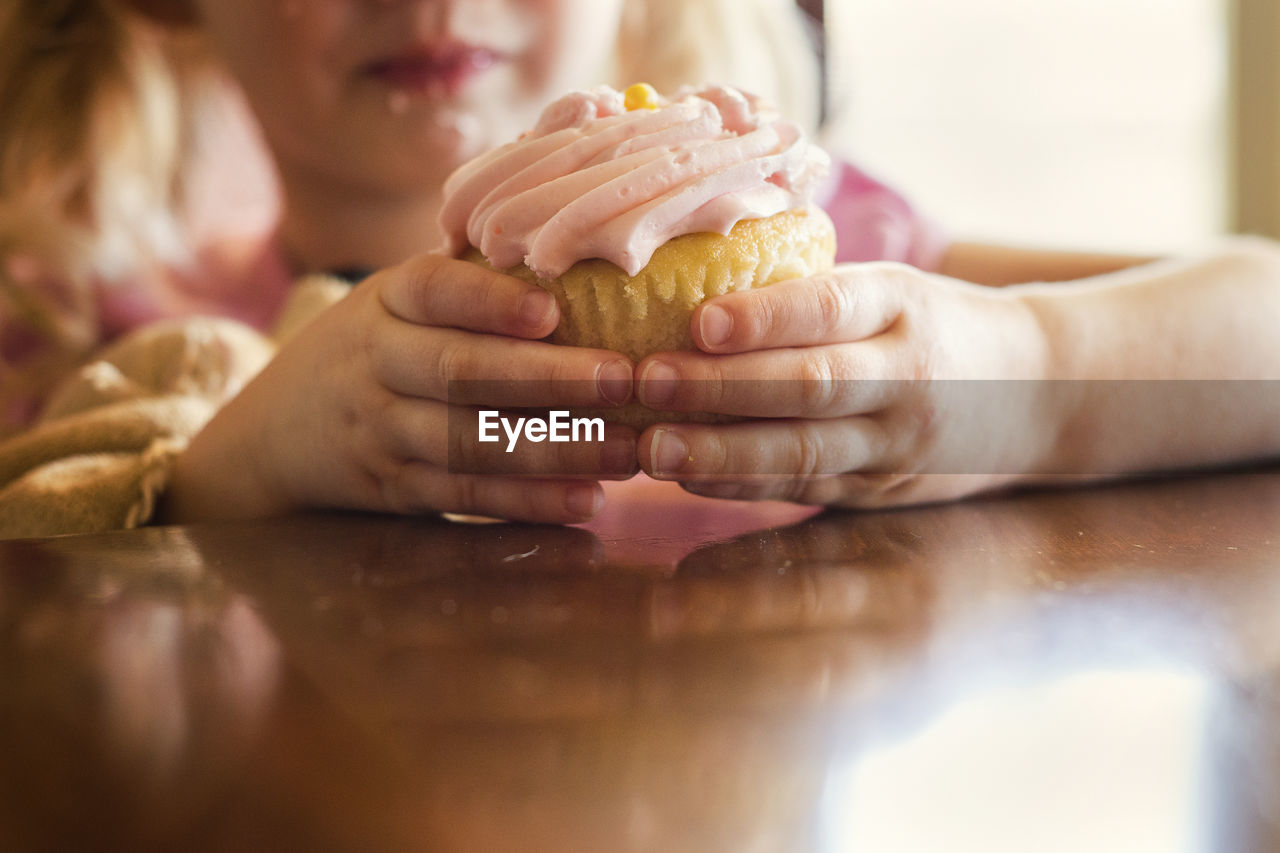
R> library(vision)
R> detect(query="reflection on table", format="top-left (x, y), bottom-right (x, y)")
top-left (2, 470), bottom-right (1279, 851)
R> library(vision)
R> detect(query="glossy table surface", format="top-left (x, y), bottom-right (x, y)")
top-left (3, 470), bottom-right (1280, 852)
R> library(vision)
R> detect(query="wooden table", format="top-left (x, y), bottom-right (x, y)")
top-left (2, 471), bottom-right (1279, 852)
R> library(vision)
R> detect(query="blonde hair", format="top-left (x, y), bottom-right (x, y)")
top-left (0, 0), bottom-right (193, 288)
top-left (612, 0), bottom-right (822, 134)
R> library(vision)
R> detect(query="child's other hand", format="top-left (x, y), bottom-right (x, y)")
top-left (634, 262), bottom-right (1056, 508)
top-left (164, 255), bottom-right (637, 524)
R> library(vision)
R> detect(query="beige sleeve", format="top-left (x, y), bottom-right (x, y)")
top-left (0, 275), bottom-right (350, 539)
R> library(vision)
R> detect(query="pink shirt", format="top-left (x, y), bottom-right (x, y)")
top-left (818, 159), bottom-right (948, 270)
top-left (93, 240), bottom-right (294, 340)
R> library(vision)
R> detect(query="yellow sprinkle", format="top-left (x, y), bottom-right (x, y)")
top-left (624, 82), bottom-right (659, 111)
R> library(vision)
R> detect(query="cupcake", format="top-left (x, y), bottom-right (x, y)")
top-left (439, 83), bottom-right (835, 424)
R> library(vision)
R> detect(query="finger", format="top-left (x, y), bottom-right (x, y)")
top-left (384, 463), bottom-right (607, 523)
top-left (692, 263), bottom-right (906, 353)
top-left (452, 414), bottom-right (639, 479)
top-left (380, 397), bottom-right (638, 479)
top-left (378, 253), bottom-right (559, 339)
top-left (635, 344), bottom-right (901, 417)
top-left (638, 418), bottom-right (892, 481)
top-left (374, 321), bottom-right (633, 407)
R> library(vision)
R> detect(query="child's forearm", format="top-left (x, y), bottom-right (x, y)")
top-left (1017, 238), bottom-right (1280, 479)
top-left (939, 241), bottom-right (1155, 286)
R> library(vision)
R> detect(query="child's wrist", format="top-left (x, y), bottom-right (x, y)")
top-left (156, 412), bottom-right (289, 524)
top-left (1006, 289), bottom-right (1081, 482)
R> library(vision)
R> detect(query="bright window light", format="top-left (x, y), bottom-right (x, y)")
top-left (822, 669), bottom-right (1212, 853)
top-left (831, 0), bottom-right (1228, 253)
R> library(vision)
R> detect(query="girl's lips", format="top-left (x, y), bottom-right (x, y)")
top-left (364, 45), bottom-right (500, 97)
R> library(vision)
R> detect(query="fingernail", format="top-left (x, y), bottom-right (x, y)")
top-left (519, 289), bottom-right (556, 328)
top-left (564, 483), bottom-right (603, 517)
top-left (596, 359), bottom-right (633, 406)
top-left (638, 360), bottom-right (677, 408)
top-left (650, 428), bottom-right (689, 477)
top-left (698, 304), bottom-right (732, 349)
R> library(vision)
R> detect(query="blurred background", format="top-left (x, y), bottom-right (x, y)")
top-left (825, 0), bottom-right (1277, 254)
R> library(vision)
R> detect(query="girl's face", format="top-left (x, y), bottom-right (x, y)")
top-left (193, 0), bottom-right (625, 196)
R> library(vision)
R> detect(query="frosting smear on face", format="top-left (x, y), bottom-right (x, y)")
top-left (439, 84), bottom-right (831, 278)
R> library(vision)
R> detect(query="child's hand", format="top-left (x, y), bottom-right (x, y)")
top-left (163, 255), bottom-right (637, 524)
top-left (633, 262), bottom-right (1056, 508)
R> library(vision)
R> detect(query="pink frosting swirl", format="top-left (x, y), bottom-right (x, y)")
top-left (439, 84), bottom-right (831, 278)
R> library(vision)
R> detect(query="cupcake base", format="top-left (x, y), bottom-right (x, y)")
top-left (463, 207), bottom-right (836, 427)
